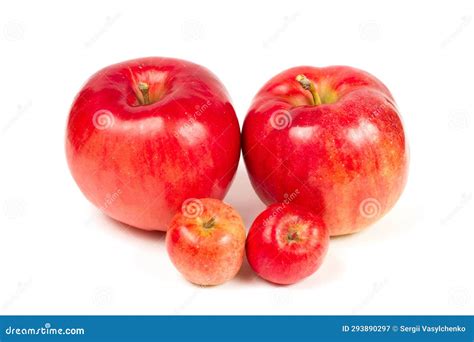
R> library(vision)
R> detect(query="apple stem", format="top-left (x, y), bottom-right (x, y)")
top-left (138, 82), bottom-right (150, 105)
top-left (287, 231), bottom-right (299, 242)
top-left (296, 74), bottom-right (322, 106)
top-left (203, 216), bottom-right (216, 229)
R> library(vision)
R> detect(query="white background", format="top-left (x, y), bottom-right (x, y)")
top-left (1, 0), bottom-right (473, 315)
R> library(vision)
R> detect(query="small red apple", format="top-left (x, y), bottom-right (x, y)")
top-left (246, 203), bottom-right (329, 285)
top-left (242, 66), bottom-right (409, 236)
top-left (66, 57), bottom-right (240, 231)
top-left (166, 198), bottom-right (246, 286)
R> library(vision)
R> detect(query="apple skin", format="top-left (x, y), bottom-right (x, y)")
top-left (246, 203), bottom-right (329, 285)
top-left (66, 57), bottom-right (240, 231)
top-left (166, 198), bottom-right (246, 286)
top-left (242, 66), bottom-right (409, 236)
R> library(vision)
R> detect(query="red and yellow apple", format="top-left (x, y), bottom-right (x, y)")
top-left (166, 198), bottom-right (246, 285)
top-left (246, 203), bottom-right (329, 285)
top-left (66, 57), bottom-right (240, 231)
top-left (242, 66), bottom-right (409, 236)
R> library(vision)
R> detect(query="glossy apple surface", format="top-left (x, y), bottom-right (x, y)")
top-left (242, 66), bottom-right (408, 236)
top-left (66, 57), bottom-right (240, 231)
top-left (246, 203), bottom-right (329, 285)
top-left (166, 198), bottom-right (246, 285)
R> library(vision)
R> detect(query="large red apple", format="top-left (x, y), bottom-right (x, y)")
top-left (242, 66), bottom-right (408, 236)
top-left (66, 57), bottom-right (240, 231)
top-left (246, 203), bottom-right (329, 285)
top-left (166, 198), bottom-right (246, 285)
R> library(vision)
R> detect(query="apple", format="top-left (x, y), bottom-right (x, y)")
top-left (66, 57), bottom-right (240, 231)
top-left (242, 66), bottom-right (408, 236)
top-left (166, 198), bottom-right (246, 285)
top-left (246, 203), bottom-right (329, 285)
